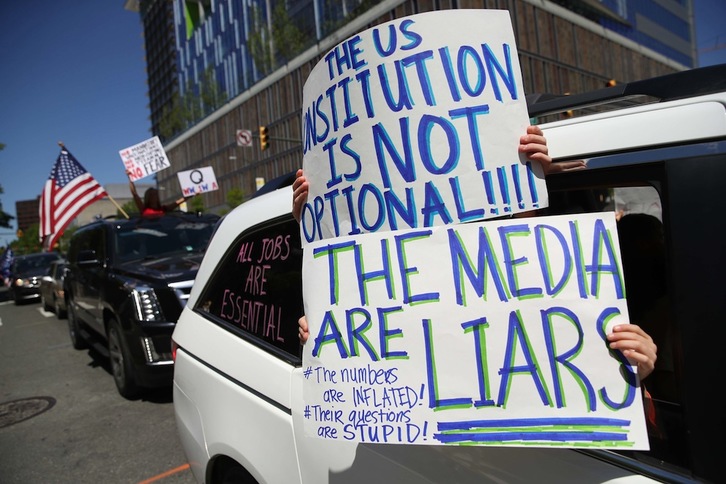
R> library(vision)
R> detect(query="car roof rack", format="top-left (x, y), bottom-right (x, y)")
top-left (527, 63), bottom-right (726, 118)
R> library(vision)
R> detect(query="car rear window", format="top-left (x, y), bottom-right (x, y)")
top-left (194, 216), bottom-right (304, 363)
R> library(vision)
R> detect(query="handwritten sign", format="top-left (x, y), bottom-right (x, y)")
top-left (301, 211), bottom-right (648, 449)
top-left (299, 9), bottom-right (547, 245)
top-left (200, 220), bottom-right (304, 357)
top-left (177, 166), bottom-right (219, 196)
top-left (119, 136), bottom-right (171, 181)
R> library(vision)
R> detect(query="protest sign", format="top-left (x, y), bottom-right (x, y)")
top-left (177, 166), bottom-right (219, 196)
top-left (299, 9), bottom-right (547, 245)
top-left (301, 211), bottom-right (648, 449)
top-left (119, 136), bottom-right (171, 181)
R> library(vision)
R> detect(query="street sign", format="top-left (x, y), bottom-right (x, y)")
top-left (236, 129), bottom-right (252, 147)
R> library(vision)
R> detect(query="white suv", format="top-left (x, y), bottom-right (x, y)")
top-left (172, 64), bottom-right (726, 483)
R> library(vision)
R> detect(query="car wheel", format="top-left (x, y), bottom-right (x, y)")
top-left (42, 293), bottom-right (52, 312)
top-left (67, 303), bottom-right (88, 350)
top-left (108, 321), bottom-right (140, 399)
top-left (55, 297), bottom-right (67, 319)
top-left (212, 458), bottom-right (258, 484)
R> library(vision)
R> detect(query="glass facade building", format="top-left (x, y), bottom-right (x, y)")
top-left (550, 0), bottom-right (695, 68)
top-left (128, 0), bottom-right (695, 211)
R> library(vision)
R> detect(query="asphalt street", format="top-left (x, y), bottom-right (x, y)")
top-left (0, 287), bottom-right (197, 484)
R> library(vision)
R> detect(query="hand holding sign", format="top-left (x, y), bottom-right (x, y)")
top-left (299, 9), bottom-right (549, 245)
top-left (177, 167), bottom-right (219, 196)
top-left (297, 9), bottom-right (651, 450)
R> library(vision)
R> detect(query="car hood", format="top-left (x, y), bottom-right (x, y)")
top-left (116, 253), bottom-right (204, 283)
top-left (14, 268), bottom-right (49, 279)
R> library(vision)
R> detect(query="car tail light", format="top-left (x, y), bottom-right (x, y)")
top-left (171, 339), bottom-right (178, 362)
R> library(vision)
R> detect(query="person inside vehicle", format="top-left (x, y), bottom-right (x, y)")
top-left (292, 125), bottom-right (657, 383)
top-left (127, 170), bottom-right (190, 217)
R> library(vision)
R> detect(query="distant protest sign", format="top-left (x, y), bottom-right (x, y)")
top-left (301, 211), bottom-right (648, 449)
top-left (177, 166), bottom-right (219, 196)
top-left (298, 10), bottom-right (648, 450)
top-left (119, 136), bottom-right (171, 181)
top-left (298, 9), bottom-right (547, 245)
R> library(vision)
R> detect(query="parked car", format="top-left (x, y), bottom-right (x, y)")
top-left (172, 65), bottom-right (726, 483)
top-left (39, 258), bottom-right (68, 318)
top-left (64, 211), bottom-right (220, 398)
top-left (9, 252), bottom-right (63, 305)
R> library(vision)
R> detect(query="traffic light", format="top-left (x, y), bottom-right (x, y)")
top-left (563, 92), bottom-right (573, 118)
top-left (606, 79), bottom-right (617, 87)
top-left (259, 125), bottom-right (269, 151)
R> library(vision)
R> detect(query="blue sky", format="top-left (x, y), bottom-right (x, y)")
top-left (1, 1), bottom-right (725, 248)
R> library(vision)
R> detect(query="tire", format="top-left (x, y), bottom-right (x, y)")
top-left (67, 302), bottom-right (88, 350)
top-left (55, 297), bottom-right (67, 319)
top-left (212, 458), bottom-right (257, 484)
top-left (108, 321), bottom-right (140, 399)
top-left (41, 293), bottom-right (52, 312)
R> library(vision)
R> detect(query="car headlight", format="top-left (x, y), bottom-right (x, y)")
top-left (131, 286), bottom-right (162, 321)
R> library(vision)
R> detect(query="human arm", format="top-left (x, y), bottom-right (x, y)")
top-left (162, 195), bottom-right (191, 212)
top-left (518, 125), bottom-right (586, 175)
top-left (127, 171), bottom-right (145, 213)
top-left (607, 323), bottom-right (657, 381)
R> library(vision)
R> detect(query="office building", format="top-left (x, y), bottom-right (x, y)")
top-left (127, 0), bottom-right (695, 213)
top-left (15, 198), bottom-right (40, 233)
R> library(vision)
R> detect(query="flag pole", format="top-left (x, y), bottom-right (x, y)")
top-left (57, 141), bottom-right (129, 220)
top-left (108, 195), bottom-right (130, 219)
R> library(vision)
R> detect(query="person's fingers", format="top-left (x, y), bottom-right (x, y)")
top-left (546, 160), bottom-right (587, 173)
top-left (292, 169), bottom-right (305, 189)
top-left (292, 172), bottom-right (309, 223)
top-left (607, 324), bottom-right (657, 380)
top-left (298, 315), bottom-right (309, 344)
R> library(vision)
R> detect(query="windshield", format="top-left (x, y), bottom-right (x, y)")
top-left (114, 217), bottom-right (217, 262)
top-left (15, 254), bottom-right (60, 273)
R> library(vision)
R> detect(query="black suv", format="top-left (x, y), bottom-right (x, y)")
top-left (64, 211), bottom-right (220, 398)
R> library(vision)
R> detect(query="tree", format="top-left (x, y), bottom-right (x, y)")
top-left (188, 195), bottom-right (205, 213)
top-left (119, 200), bottom-right (139, 219)
top-left (12, 223), bottom-right (42, 254)
top-left (249, 3), bottom-right (309, 73)
top-left (0, 143), bottom-right (15, 229)
top-left (226, 187), bottom-right (245, 209)
top-left (157, 67), bottom-right (228, 141)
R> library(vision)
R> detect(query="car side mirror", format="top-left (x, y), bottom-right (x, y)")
top-left (77, 249), bottom-right (101, 267)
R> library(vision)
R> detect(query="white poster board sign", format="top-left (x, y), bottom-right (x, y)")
top-left (298, 10), bottom-right (648, 450)
top-left (177, 166), bottom-right (219, 196)
top-left (302, 211), bottom-right (648, 449)
top-left (299, 9), bottom-right (547, 245)
top-left (119, 136), bottom-right (171, 181)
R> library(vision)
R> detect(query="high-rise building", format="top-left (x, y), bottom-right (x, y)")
top-left (547, 0), bottom-right (696, 68)
top-left (128, 0), bottom-right (695, 212)
top-left (15, 197), bottom-right (40, 233)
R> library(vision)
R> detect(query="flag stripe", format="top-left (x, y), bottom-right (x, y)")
top-left (39, 148), bottom-right (107, 250)
top-left (54, 187), bottom-right (106, 230)
top-left (54, 175), bottom-right (103, 216)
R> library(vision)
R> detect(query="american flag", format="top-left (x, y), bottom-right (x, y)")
top-left (39, 147), bottom-right (107, 251)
